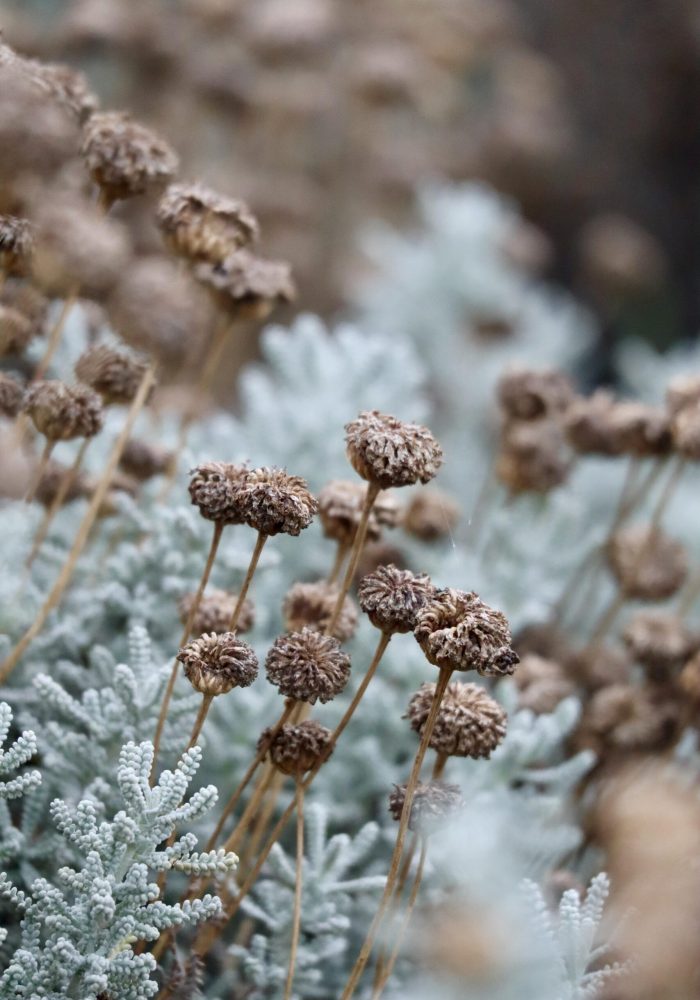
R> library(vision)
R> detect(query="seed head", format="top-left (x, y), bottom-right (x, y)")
top-left (565, 643), bottom-right (631, 692)
top-left (0, 215), bottom-right (33, 275)
top-left (237, 466), bottom-right (317, 536)
top-left (388, 780), bottom-right (464, 833)
top-left (283, 580), bottom-right (358, 642)
top-left (0, 64), bottom-right (78, 182)
top-left (608, 524), bottom-right (687, 601)
top-left (1, 280), bottom-right (48, 335)
top-left (0, 373), bottom-right (24, 418)
top-left (119, 438), bottom-right (173, 481)
top-left (75, 344), bottom-right (150, 405)
top-left (259, 720), bottom-right (333, 777)
top-left (23, 58), bottom-right (98, 123)
top-left (564, 390), bottom-right (624, 456)
top-left (403, 488), bottom-right (460, 543)
top-left (179, 588), bottom-right (255, 637)
top-left (623, 611), bottom-right (696, 679)
top-left (358, 564), bottom-right (435, 634)
top-left (672, 402), bottom-right (700, 460)
top-left (177, 631), bottom-right (258, 696)
top-left (265, 628), bottom-right (351, 704)
top-left (81, 110), bottom-right (179, 205)
top-left (23, 381), bottom-right (104, 440)
top-left (496, 418), bottom-right (570, 493)
top-left (611, 402), bottom-right (672, 458)
top-left (195, 249), bottom-right (295, 321)
top-left (318, 479), bottom-right (400, 544)
top-left (157, 182), bottom-right (259, 264)
top-left (406, 680), bottom-right (507, 758)
top-left (0, 305), bottom-right (33, 356)
top-left (666, 374), bottom-right (700, 417)
top-left (579, 683), bottom-right (678, 754)
top-left (345, 410), bottom-right (443, 489)
top-left (188, 462), bottom-right (249, 524)
top-left (497, 367), bottom-right (574, 421)
top-left (514, 654), bottom-right (576, 714)
top-left (35, 459), bottom-right (91, 507)
top-left (414, 588), bottom-right (519, 676)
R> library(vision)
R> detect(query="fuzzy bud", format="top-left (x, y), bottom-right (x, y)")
top-left (358, 564), bottom-right (435, 634)
top-left (345, 410), bottom-right (443, 489)
top-left (237, 466), bottom-right (317, 536)
top-left (81, 110), bottom-right (178, 205)
top-left (23, 380), bottom-right (104, 440)
top-left (260, 720), bottom-right (333, 777)
top-left (406, 680), bottom-right (507, 758)
top-left (188, 462), bottom-right (249, 524)
top-left (265, 628), bottom-right (351, 704)
top-left (608, 524), bottom-right (687, 601)
top-left (177, 632), bottom-right (258, 695)
top-left (283, 580), bottom-right (358, 642)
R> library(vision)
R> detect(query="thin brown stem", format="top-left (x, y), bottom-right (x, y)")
top-left (327, 632), bottom-right (391, 749)
top-left (328, 540), bottom-right (350, 585)
top-left (24, 439), bottom-right (55, 504)
top-left (372, 840), bottom-right (428, 997)
top-left (0, 361), bottom-right (157, 684)
top-left (326, 484), bottom-right (380, 636)
top-left (648, 454), bottom-right (686, 530)
top-left (228, 531), bottom-right (267, 631)
top-left (589, 590), bottom-right (626, 646)
top-left (284, 780), bottom-right (305, 1000)
top-left (186, 695), bottom-right (214, 751)
top-left (33, 287), bottom-right (79, 382)
top-left (26, 437), bottom-right (90, 567)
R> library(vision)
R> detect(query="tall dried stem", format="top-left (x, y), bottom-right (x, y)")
top-left (284, 779), bottom-right (305, 1000)
top-left (26, 437), bottom-right (91, 567)
top-left (326, 483), bottom-right (380, 636)
top-left (228, 531), bottom-right (267, 630)
top-left (24, 438), bottom-right (55, 504)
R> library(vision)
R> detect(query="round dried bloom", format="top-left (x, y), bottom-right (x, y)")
top-left (514, 654), bottom-right (576, 714)
top-left (581, 683), bottom-right (678, 753)
top-left (0, 65), bottom-right (78, 182)
top-left (265, 628), bottom-right (351, 704)
top-left (75, 344), bottom-right (150, 405)
top-left (611, 402), bottom-right (672, 458)
top-left (414, 588), bottom-right (519, 676)
top-left (318, 479), bottom-right (400, 544)
top-left (566, 643), bottom-right (631, 692)
top-left (81, 110), bottom-right (179, 205)
top-left (237, 466), bottom-right (317, 536)
top-left (403, 488), bottom-right (460, 543)
top-left (666, 374), bottom-right (700, 417)
top-left (355, 541), bottom-right (408, 584)
top-left (260, 720), bottom-right (333, 777)
top-left (0, 305), bottom-right (33, 356)
top-left (497, 367), bottom-right (574, 421)
top-left (188, 462), bottom-right (249, 524)
top-left (23, 380), bottom-right (104, 440)
top-left (195, 249), bottom-right (295, 321)
top-left (564, 390), bottom-right (625, 456)
top-left (177, 631), bottom-right (258, 696)
top-left (406, 680), bottom-right (507, 759)
top-left (35, 459), bottom-right (91, 507)
top-left (283, 580), bottom-right (358, 642)
top-left (515, 623), bottom-right (573, 665)
top-left (608, 524), bottom-right (687, 601)
top-left (623, 610), bottom-right (696, 678)
top-left (358, 564), bottom-right (435, 635)
top-left (345, 410), bottom-right (443, 489)
top-left (119, 438), bottom-right (173, 481)
top-left (388, 780), bottom-right (464, 832)
top-left (179, 588), bottom-right (255, 637)
top-left (157, 182), bottom-right (259, 264)
top-left (496, 418), bottom-right (570, 493)
top-left (1, 280), bottom-right (48, 335)
top-left (672, 402), bottom-right (700, 460)
top-left (0, 215), bottom-right (33, 275)
top-left (23, 59), bottom-right (98, 123)
top-left (0, 373), bottom-right (23, 418)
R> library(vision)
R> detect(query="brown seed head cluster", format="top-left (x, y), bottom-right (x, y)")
top-left (195, 249), bottom-right (295, 321)
top-left (388, 780), bottom-right (464, 832)
top-left (157, 182), bottom-right (259, 264)
top-left (179, 588), bottom-right (255, 637)
top-left (265, 628), bottom-right (351, 704)
top-left (611, 402), bottom-right (672, 458)
top-left (177, 631), bottom-right (259, 696)
top-left (237, 466), bottom-right (317, 536)
top-left (0, 304), bottom-right (34, 356)
top-left (75, 344), bottom-right (150, 405)
top-left (283, 580), bottom-right (358, 642)
top-left (345, 410), bottom-right (443, 489)
top-left (0, 373), bottom-right (24, 418)
top-left (119, 438), bottom-right (173, 481)
top-left (358, 564), bottom-right (435, 634)
top-left (0, 64), bottom-right (78, 182)
top-left (623, 611), bottom-right (696, 678)
top-left (497, 367), bottom-right (574, 421)
top-left (608, 524), bottom-right (688, 601)
top-left (406, 680), bottom-right (507, 758)
top-left (671, 402), bottom-right (700, 461)
top-left (35, 460), bottom-right (91, 507)
top-left (23, 380), bottom-right (104, 441)
top-left (414, 588), bottom-right (519, 676)
top-left (23, 58), bottom-right (98, 123)
top-left (260, 719), bottom-right (334, 777)
top-left (0, 215), bottom-right (34, 275)
top-left (318, 479), bottom-right (400, 544)
top-left (496, 418), bottom-right (570, 494)
top-left (566, 643), bottom-right (631, 692)
top-left (564, 390), bottom-right (624, 456)
top-left (402, 488), bottom-right (460, 542)
top-left (81, 110), bottom-right (179, 205)
top-left (579, 683), bottom-right (678, 754)
top-left (188, 462), bottom-right (249, 524)
top-left (515, 654), bottom-right (576, 714)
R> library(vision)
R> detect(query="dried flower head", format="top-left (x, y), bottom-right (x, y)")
top-left (358, 564), bottom-right (435, 634)
top-left (237, 466), bottom-right (317, 536)
top-left (611, 402), bottom-right (672, 458)
top-left (496, 418), bottom-right (570, 493)
top-left (345, 410), bottom-right (443, 489)
top-left (0, 373), bottom-right (24, 418)
top-left (497, 367), bottom-right (574, 421)
top-left (195, 249), bottom-right (295, 321)
top-left (188, 462), bottom-right (249, 524)
top-left (579, 683), bottom-right (678, 754)
top-left (265, 628), bottom-right (351, 704)
top-left (260, 720), bottom-right (333, 777)
top-left (35, 460), bottom-right (91, 507)
top-left (623, 611), bottom-right (696, 678)
top-left (415, 588), bottom-right (519, 676)
top-left (81, 110), bottom-right (179, 205)
top-left (0, 305), bottom-right (33, 356)
top-left (0, 215), bottom-right (33, 275)
top-left (565, 643), bottom-right (631, 692)
top-left (177, 631), bottom-right (258, 696)
top-left (672, 402), bottom-right (700, 460)
top-left (406, 680), bottom-right (507, 758)
top-left (318, 479), bottom-right (400, 544)
top-left (23, 380), bottom-right (103, 441)
top-left (0, 64), bottom-right (78, 182)
top-left (157, 182), bottom-right (259, 264)
top-left (515, 654), bottom-right (576, 714)
top-left (402, 488), bottom-right (460, 543)
top-left (179, 588), bottom-right (255, 637)
top-left (388, 780), bottom-right (464, 832)
top-left (23, 58), bottom-right (98, 123)
top-left (564, 390), bottom-right (625, 456)
top-left (608, 524), bottom-right (688, 601)
top-left (283, 580), bottom-right (358, 642)
top-left (75, 344), bottom-right (150, 405)
top-left (119, 437), bottom-right (173, 481)
top-left (1, 279), bottom-right (48, 335)
top-left (666, 374), bottom-right (700, 417)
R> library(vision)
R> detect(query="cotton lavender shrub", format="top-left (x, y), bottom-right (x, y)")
top-left (2, 37), bottom-right (700, 1000)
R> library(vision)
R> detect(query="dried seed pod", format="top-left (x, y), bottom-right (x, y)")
top-left (237, 466), bottom-right (317, 536)
top-left (22, 58), bottom-right (98, 123)
top-left (119, 438), bottom-right (173, 481)
top-left (388, 780), bottom-right (464, 832)
top-left (497, 367), bottom-right (574, 421)
top-left (358, 564), bottom-right (435, 635)
top-left (354, 541), bottom-right (408, 584)
top-left (0, 372), bottom-right (24, 418)
top-left (611, 402), bottom-right (672, 458)
top-left (666, 374), bottom-right (700, 417)
top-left (564, 390), bottom-right (625, 456)
top-left (75, 344), bottom-right (151, 405)
top-left (565, 643), bottom-right (631, 692)
top-left (623, 611), bottom-right (696, 678)
top-left (195, 249), bottom-right (295, 321)
top-left (318, 479), bottom-right (400, 544)
top-left (0, 305), bottom-right (33, 356)
top-left (496, 418), bottom-right (570, 493)
top-left (415, 588), bottom-right (519, 676)
top-left (0, 215), bottom-right (33, 275)
top-left (345, 410), bottom-right (443, 489)
top-left (179, 588), bottom-right (255, 637)
top-left (188, 462), bottom-right (249, 524)
top-left (0, 64), bottom-right (78, 182)
top-left (402, 488), bottom-right (460, 543)
top-left (157, 182), bottom-right (259, 264)
top-left (515, 622), bottom-right (573, 665)
top-left (177, 631), bottom-right (258, 696)
top-left (259, 719), bottom-right (333, 777)
top-left (283, 580), bottom-right (358, 642)
top-left (579, 683), bottom-right (678, 754)
top-left (35, 459), bottom-right (91, 507)
top-left (81, 110), bottom-right (179, 205)
top-left (1, 279), bottom-right (48, 335)
top-left (672, 402), bottom-right (700, 460)
top-left (406, 680), bottom-right (507, 758)
top-left (514, 654), bottom-right (576, 714)
top-left (23, 380), bottom-right (104, 441)
top-left (608, 524), bottom-right (687, 601)
top-left (265, 628), bottom-right (351, 704)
